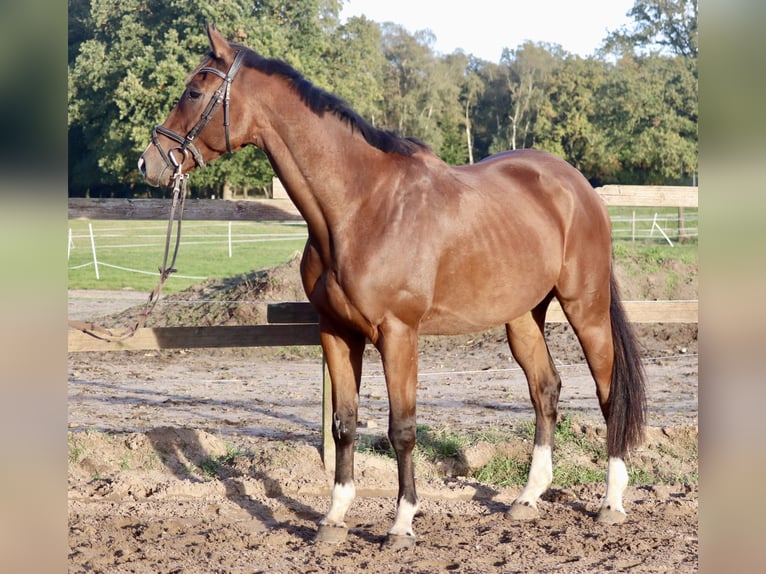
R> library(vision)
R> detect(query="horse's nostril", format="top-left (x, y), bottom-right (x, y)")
top-left (138, 156), bottom-right (146, 177)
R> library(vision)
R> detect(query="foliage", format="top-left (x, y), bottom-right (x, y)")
top-left (602, 0), bottom-right (698, 59)
top-left (68, 0), bottom-right (697, 195)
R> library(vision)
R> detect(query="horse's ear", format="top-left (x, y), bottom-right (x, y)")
top-left (206, 21), bottom-right (233, 60)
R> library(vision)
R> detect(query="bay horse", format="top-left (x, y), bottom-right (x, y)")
top-left (139, 23), bottom-right (646, 547)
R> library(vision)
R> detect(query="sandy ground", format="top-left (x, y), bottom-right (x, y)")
top-left (68, 286), bottom-right (698, 573)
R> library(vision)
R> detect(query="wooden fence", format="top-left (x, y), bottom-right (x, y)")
top-left (67, 185), bottom-right (698, 220)
top-left (68, 186), bottom-right (698, 466)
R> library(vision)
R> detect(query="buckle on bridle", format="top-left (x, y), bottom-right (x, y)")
top-left (168, 147), bottom-right (189, 171)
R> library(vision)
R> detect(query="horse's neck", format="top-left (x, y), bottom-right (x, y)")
top-left (261, 106), bottom-right (378, 261)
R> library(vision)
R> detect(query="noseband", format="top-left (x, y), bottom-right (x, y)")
top-left (151, 49), bottom-right (247, 171)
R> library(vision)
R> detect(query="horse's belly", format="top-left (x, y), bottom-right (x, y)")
top-left (418, 294), bottom-right (543, 336)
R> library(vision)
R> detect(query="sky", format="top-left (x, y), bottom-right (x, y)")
top-left (340, 0), bottom-right (636, 62)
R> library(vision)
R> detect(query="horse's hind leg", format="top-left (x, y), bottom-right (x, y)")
top-left (316, 324), bottom-right (366, 543)
top-left (505, 298), bottom-right (562, 520)
top-left (558, 295), bottom-right (627, 523)
top-left (557, 272), bottom-right (646, 525)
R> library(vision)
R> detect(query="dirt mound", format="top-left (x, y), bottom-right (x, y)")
top-left (101, 253), bottom-right (305, 329)
top-left (104, 248), bottom-right (699, 327)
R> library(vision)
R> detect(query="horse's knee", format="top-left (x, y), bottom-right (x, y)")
top-left (388, 418), bottom-right (417, 454)
top-left (333, 409), bottom-right (357, 447)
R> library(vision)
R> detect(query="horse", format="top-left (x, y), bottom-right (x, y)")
top-left (139, 23), bottom-right (646, 548)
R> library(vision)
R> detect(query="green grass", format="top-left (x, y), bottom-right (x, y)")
top-left (473, 456), bottom-right (531, 487)
top-left (608, 206), bottom-right (698, 243)
top-left (470, 415), bottom-right (610, 488)
top-left (198, 445), bottom-right (252, 479)
top-left (356, 416), bottom-right (697, 488)
top-left (611, 240), bottom-right (698, 267)
top-left (68, 217), bottom-right (697, 293)
top-left (68, 219), bottom-right (308, 292)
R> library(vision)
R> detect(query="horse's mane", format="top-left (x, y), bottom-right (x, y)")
top-left (227, 47), bottom-right (428, 157)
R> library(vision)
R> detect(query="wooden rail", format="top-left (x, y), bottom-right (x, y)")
top-left (67, 300), bottom-right (698, 353)
top-left (66, 186), bottom-right (698, 221)
top-left (68, 197), bottom-right (303, 221)
top-left (597, 185), bottom-right (698, 208)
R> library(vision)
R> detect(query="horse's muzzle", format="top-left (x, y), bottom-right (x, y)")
top-left (137, 152), bottom-right (170, 188)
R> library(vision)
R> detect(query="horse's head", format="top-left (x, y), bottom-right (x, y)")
top-left (138, 23), bottom-right (250, 187)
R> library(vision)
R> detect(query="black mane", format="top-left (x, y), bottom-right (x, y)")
top-left (233, 48), bottom-right (427, 157)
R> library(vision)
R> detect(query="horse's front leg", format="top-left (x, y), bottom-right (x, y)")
top-left (315, 325), bottom-right (365, 544)
top-left (377, 319), bottom-right (420, 548)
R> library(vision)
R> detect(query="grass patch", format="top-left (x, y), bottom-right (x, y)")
top-left (68, 433), bottom-right (88, 464)
top-left (356, 424), bottom-right (516, 463)
top-left (473, 415), bottom-right (609, 488)
top-left (414, 425), bottom-right (468, 460)
top-left (356, 416), bottom-right (697, 489)
top-left (197, 444), bottom-right (253, 479)
top-left (68, 219), bottom-right (307, 292)
top-left (611, 240), bottom-right (698, 269)
top-left (69, 218), bottom-right (697, 294)
top-left (473, 456), bottom-right (530, 487)
top-left (552, 464), bottom-right (606, 487)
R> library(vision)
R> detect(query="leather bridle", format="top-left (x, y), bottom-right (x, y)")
top-left (150, 49), bottom-right (247, 171)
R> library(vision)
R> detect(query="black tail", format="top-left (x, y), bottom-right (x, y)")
top-left (607, 270), bottom-right (647, 457)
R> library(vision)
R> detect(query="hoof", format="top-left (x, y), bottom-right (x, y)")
top-left (382, 533), bottom-right (416, 550)
top-left (315, 524), bottom-right (348, 544)
top-left (597, 506), bottom-right (627, 525)
top-left (506, 501), bottom-right (539, 521)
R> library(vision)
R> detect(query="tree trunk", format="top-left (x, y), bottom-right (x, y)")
top-left (223, 181), bottom-right (233, 201)
top-left (465, 103), bottom-right (474, 164)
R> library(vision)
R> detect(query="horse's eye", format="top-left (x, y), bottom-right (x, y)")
top-left (188, 90), bottom-right (203, 101)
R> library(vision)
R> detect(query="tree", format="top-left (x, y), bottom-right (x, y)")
top-left (324, 16), bottom-right (386, 122)
top-left (378, 24), bottom-right (438, 140)
top-left (600, 54), bottom-right (697, 184)
top-left (602, 0), bottom-right (698, 59)
top-left (68, 0), bottom-right (698, 195)
top-left (456, 55), bottom-right (486, 164)
top-left (496, 43), bottom-right (565, 152)
top-left (68, 0), bottom-right (346, 197)
top-left (535, 57), bottom-right (611, 179)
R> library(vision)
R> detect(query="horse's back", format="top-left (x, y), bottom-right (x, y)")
top-left (453, 149), bottom-right (611, 260)
top-left (457, 149), bottom-right (599, 208)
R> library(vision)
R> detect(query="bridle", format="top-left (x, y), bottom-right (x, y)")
top-left (150, 49), bottom-right (247, 171)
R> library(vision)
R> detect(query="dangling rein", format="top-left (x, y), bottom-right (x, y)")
top-left (68, 152), bottom-right (190, 342)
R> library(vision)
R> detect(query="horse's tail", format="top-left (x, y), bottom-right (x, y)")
top-left (607, 269), bottom-right (647, 457)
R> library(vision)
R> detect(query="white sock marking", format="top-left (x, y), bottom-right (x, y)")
top-left (320, 482), bottom-right (356, 527)
top-left (515, 444), bottom-right (553, 507)
top-left (388, 497), bottom-right (419, 537)
top-left (601, 457), bottom-right (629, 514)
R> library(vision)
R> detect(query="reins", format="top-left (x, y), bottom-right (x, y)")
top-left (68, 153), bottom-right (189, 342)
